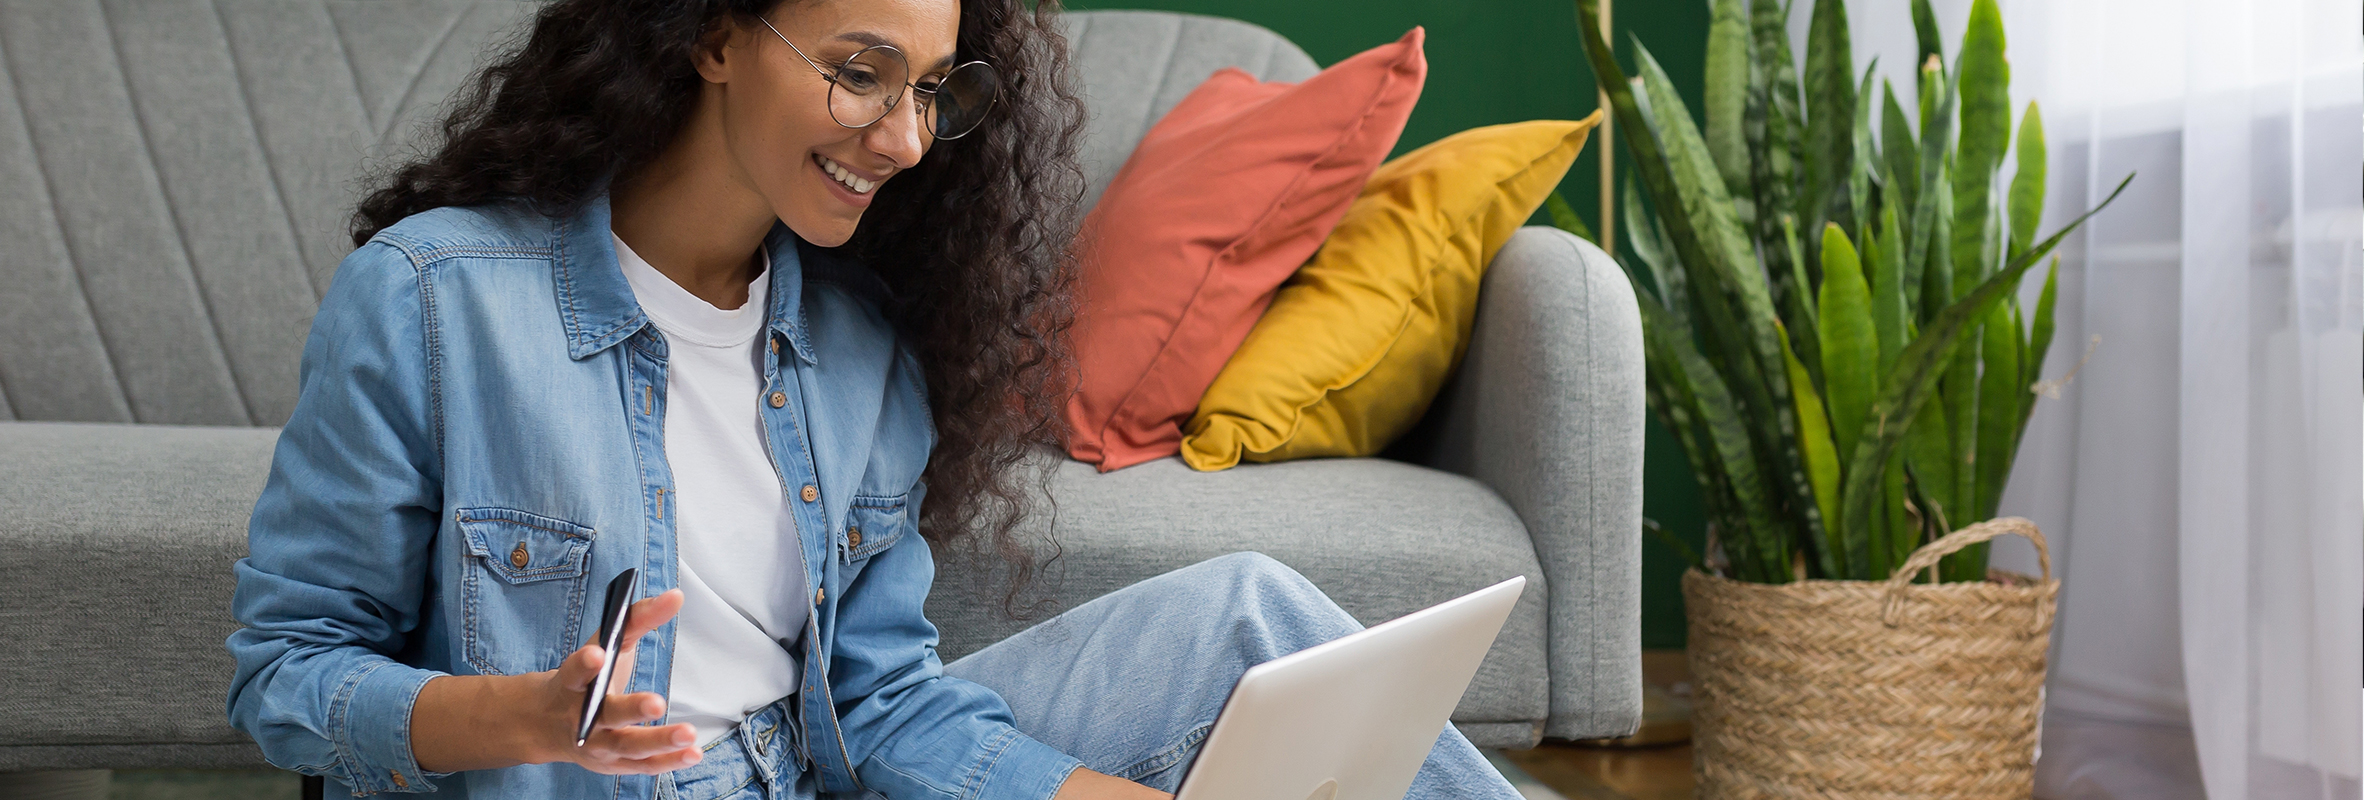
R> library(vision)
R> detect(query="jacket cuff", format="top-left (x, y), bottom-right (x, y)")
top-left (335, 661), bottom-right (442, 794)
top-left (970, 729), bottom-right (1082, 800)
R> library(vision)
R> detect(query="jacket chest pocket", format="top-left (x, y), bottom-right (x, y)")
top-left (456, 508), bottom-right (594, 675)
top-left (842, 496), bottom-right (909, 571)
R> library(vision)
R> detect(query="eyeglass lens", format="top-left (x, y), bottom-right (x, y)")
top-left (826, 45), bottom-right (1001, 139)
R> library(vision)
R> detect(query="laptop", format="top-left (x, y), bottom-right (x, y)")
top-left (1171, 576), bottom-right (1528, 800)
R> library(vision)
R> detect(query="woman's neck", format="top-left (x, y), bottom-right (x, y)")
top-left (609, 102), bottom-right (778, 311)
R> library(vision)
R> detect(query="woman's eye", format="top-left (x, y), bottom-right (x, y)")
top-left (836, 67), bottom-right (882, 92)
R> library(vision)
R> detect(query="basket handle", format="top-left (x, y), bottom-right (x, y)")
top-left (1881, 516), bottom-right (2053, 630)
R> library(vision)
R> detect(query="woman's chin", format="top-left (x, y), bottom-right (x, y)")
top-left (779, 212), bottom-right (860, 248)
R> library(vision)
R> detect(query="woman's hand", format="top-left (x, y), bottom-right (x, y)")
top-left (1053, 767), bottom-right (1173, 800)
top-left (413, 589), bottom-right (700, 775)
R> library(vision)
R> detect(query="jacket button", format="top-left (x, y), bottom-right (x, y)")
top-left (389, 770), bottom-right (408, 789)
top-left (769, 391), bottom-right (787, 408)
top-left (814, 587), bottom-right (825, 605)
top-left (509, 543), bottom-right (529, 569)
top-left (800, 484), bottom-right (819, 502)
top-left (847, 528), bottom-right (863, 548)
top-left (768, 338), bottom-right (778, 355)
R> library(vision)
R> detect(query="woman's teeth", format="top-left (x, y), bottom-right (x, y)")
top-left (817, 156), bottom-right (876, 194)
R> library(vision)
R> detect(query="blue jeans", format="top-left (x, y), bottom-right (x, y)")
top-left (659, 553), bottom-right (1523, 800)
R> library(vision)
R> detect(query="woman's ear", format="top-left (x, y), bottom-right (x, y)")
top-left (692, 18), bottom-right (752, 84)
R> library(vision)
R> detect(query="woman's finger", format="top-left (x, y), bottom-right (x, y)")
top-left (594, 690), bottom-right (668, 728)
top-left (614, 589), bottom-right (684, 653)
top-left (587, 722), bottom-right (697, 762)
top-left (609, 744), bottom-right (703, 775)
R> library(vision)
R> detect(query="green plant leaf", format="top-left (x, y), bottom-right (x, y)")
top-left (1881, 457), bottom-right (1911, 579)
top-left (1901, 461), bottom-right (1951, 582)
top-left (1777, 213), bottom-right (1823, 393)
top-left (1645, 518), bottom-right (1707, 572)
top-left (1922, 159), bottom-right (1957, 320)
top-left (1993, 255), bottom-right (2062, 535)
top-left (1911, 0), bottom-right (1944, 77)
top-left (1633, 41), bottom-right (1815, 578)
top-left (1943, 340), bottom-right (1979, 537)
top-left (1873, 204), bottom-right (1909, 372)
top-left (1837, 174), bottom-right (2135, 578)
top-left (1801, 0), bottom-right (1858, 246)
top-left (1705, 0), bottom-right (1753, 201)
top-left (1848, 60), bottom-right (1879, 240)
top-left (1973, 298), bottom-right (2022, 521)
top-left (2008, 102), bottom-right (2048, 262)
top-left (1950, 0), bottom-right (2011, 294)
top-left (1815, 224), bottom-right (1877, 576)
top-left (1881, 80), bottom-right (1921, 256)
top-left (1545, 190), bottom-right (1598, 245)
top-left (1578, 2), bottom-right (1804, 580)
top-left (1633, 295), bottom-right (1754, 578)
top-left (1903, 382), bottom-right (1958, 542)
top-left (2023, 255), bottom-right (2060, 424)
top-left (1909, 62), bottom-right (1960, 323)
top-left (1781, 324), bottom-right (1845, 577)
top-left (1746, 0), bottom-right (1803, 289)
top-left (1623, 180), bottom-right (1688, 331)
top-left (1637, 287), bottom-right (1791, 582)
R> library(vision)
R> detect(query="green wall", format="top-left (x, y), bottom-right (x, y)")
top-left (1061, 0), bottom-right (1713, 648)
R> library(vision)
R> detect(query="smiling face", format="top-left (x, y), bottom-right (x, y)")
top-left (697, 0), bottom-right (961, 247)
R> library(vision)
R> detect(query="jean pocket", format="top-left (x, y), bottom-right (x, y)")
top-left (456, 507), bottom-right (595, 675)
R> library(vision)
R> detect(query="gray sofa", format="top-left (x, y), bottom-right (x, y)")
top-left (0, 0), bottom-right (1643, 782)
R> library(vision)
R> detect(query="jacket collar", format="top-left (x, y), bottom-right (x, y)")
top-left (553, 190), bottom-right (816, 365)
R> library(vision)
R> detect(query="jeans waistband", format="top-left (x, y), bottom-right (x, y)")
top-left (658, 697), bottom-right (805, 800)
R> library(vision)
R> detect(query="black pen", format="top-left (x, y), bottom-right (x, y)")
top-left (576, 569), bottom-right (640, 747)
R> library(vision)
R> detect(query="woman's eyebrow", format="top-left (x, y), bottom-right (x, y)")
top-left (833, 30), bottom-right (956, 70)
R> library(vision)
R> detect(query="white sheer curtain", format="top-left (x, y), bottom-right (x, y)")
top-left (1833, 1), bottom-right (2363, 798)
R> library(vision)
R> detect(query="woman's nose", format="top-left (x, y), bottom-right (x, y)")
top-left (863, 92), bottom-right (929, 170)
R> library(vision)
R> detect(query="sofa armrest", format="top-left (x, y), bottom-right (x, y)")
top-left (1412, 226), bottom-right (1644, 739)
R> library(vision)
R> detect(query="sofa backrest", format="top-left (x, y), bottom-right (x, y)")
top-left (0, 3), bottom-right (1314, 428)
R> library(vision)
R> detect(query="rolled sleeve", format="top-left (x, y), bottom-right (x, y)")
top-left (337, 662), bottom-right (444, 794)
top-left (967, 728), bottom-right (1083, 800)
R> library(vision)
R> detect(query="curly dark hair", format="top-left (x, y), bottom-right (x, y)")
top-left (352, 0), bottom-right (1085, 598)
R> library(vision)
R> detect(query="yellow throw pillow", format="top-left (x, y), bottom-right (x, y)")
top-left (1179, 114), bottom-right (1600, 471)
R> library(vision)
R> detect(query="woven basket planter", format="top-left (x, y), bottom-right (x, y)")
top-left (1683, 517), bottom-right (2060, 799)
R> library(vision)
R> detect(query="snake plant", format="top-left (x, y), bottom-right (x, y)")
top-left (1562, 0), bottom-right (2130, 583)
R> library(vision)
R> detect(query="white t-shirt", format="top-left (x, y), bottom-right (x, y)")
top-left (615, 234), bottom-right (806, 748)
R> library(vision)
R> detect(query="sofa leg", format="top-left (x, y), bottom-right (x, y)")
top-left (0, 770), bottom-right (110, 800)
top-left (304, 774), bottom-right (325, 800)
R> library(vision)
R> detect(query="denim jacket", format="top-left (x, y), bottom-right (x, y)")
top-left (225, 193), bottom-right (1080, 799)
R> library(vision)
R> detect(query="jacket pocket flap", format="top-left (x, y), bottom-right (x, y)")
top-left (845, 497), bottom-right (908, 561)
top-left (457, 508), bottom-right (594, 584)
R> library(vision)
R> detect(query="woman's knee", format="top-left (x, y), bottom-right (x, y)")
top-left (1192, 552), bottom-right (1359, 642)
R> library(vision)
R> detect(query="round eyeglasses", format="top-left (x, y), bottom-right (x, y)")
top-left (761, 17), bottom-right (1002, 141)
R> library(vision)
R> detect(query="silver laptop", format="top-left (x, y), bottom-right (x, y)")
top-left (1172, 576), bottom-right (1527, 800)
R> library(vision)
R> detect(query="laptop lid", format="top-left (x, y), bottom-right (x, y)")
top-left (1171, 576), bottom-right (1527, 800)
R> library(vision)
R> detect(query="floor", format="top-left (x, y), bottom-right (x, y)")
top-left (50, 652), bottom-right (1702, 800)
top-left (1498, 650), bottom-right (1697, 800)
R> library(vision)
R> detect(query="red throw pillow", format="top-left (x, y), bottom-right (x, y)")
top-left (1062, 28), bottom-right (1427, 472)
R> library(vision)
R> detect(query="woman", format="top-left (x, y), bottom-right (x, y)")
top-left (224, 0), bottom-right (1524, 798)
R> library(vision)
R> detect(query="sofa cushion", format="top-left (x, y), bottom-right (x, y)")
top-left (928, 451), bottom-right (1549, 733)
top-left (0, 421), bottom-right (277, 769)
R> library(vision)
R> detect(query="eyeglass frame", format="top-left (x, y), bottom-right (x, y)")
top-left (758, 16), bottom-right (998, 141)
